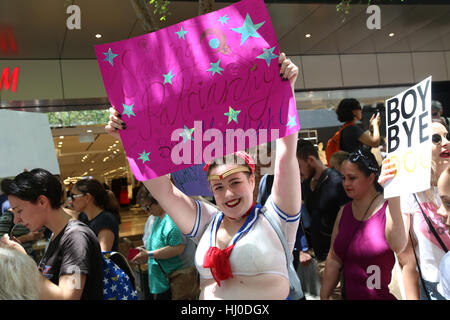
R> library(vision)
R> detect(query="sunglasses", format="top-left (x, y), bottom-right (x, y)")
top-left (348, 149), bottom-right (379, 173)
top-left (432, 132), bottom-right (450, 145)
top-left (68, 193), bottom-right (85, 201)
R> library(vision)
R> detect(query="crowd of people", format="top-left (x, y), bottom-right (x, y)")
top-left (0, 54), bottom-right (449, 301)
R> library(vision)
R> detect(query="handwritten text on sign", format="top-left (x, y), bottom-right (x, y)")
top-left (384, 76), bottom-right (432, 198)
top-left (95, 0), bottom-right (299, 181)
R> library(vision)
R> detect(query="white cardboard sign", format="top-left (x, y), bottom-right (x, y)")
top-left (0, 109), bottom-right (60, 179)
top-left (384, 76), bottom-right (432, 198)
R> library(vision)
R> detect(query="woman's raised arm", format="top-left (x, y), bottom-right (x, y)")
top-left (106, 109), bottom-right (197, 234)
top-left (271, 53), bottom-right (301, 216)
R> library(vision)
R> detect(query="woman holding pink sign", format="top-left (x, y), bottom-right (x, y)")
top-left (106, 53), bottom-right (302, 300)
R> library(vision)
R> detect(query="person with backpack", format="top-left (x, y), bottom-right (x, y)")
top-left (326, 98), bottom-right (380, 165)
top-left (0, 169), bottom-right (103, 300)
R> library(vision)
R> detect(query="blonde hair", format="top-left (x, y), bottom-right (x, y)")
top-left (0, 248), bottom-right (41, 300)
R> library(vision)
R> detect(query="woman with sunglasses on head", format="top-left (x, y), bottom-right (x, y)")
top-left (105, 54), bottom-right (302, 300)
top-left (396, 121), bottom-right (450, 300)
top-left (321, 148), bottom-right (407, 300)
top-left (70, 179), bottom-right (121, 252)
top-left (335, 98), bottom-right (381, 153)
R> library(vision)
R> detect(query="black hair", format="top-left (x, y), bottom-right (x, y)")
top-left (1, 168), bottom-right (63, 209)
top-left (336, 98), bottom-right (361, 123)
top-left (74, 179), bottom-right (121, 224)
top-left (347, 148), bottom-right (383, 193)
top-left (296, 139), bottom-right (319, 161)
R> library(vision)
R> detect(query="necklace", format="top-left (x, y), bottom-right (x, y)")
top-left (357, 192), bottom-right (381, 222)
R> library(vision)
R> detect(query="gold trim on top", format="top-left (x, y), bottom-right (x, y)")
top-left (207, 167), bottom-right (251, 181)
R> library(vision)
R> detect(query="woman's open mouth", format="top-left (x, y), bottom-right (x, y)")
top-left (440, 150), bottom-right (450, 158)
top-left (225, 198), bottom-right (241, 208)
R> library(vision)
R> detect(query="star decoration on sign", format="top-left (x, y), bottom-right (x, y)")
top-left (138, 150), bottom-right (151, 164)
top-left (103, 48), bottom-right (118, 66)
top-left (224, 106), bottom-right (241, 124)
top-left (122, 103), bottom-right (135, 118)
top-left (179, 125), bottom-right (195, 143)
top-left (218, 14), bottom-right (229, 25)
top-left (286, 114), bottom-right (297, 129)
top-left (175, 26), bottom-right (187, 40)
top-left (207, 60), bottom-right (224, 76)
top-left (231, 14), bottom-right (265, 46)
top-left (257, 47), bottom-right (278, 67)
top-left (163, 70), bottom-right (174, 85)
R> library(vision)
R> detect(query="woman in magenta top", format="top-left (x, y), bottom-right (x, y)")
top-left (321, 148), bottom-right (407, 300)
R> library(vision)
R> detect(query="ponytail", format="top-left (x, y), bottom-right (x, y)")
top-left (74, 179), bottom-right (121, 224)
top-left (104, 190), bottom-right (121, 224)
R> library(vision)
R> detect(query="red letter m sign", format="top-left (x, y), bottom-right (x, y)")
top-left (0, 67), bottom-right (19, 92)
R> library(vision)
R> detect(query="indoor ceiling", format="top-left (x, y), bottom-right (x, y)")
top-left (51, 124), bottom-right (128, 183)
top-left (1, 0), bottom-right (450, 60)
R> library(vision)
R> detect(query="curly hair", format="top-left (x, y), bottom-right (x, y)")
top-left (335, 98), bottom-right (361, 123)
top-left (0, 248), bottom-right (41, 300)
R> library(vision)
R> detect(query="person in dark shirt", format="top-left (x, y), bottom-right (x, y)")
top-left (0, 169), bottom-right (103, 300)
top-left (336, 98), bottom-right (380, 153)
top-left (297, 139), bottom-right (350, 300)
top-left (70, 179), bottom-right (121, 252)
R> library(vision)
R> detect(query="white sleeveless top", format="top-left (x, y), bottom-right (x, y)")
top-left (186, 195), bottom-right (300, 280)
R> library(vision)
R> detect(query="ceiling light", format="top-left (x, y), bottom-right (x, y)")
top-left (95, 34), bottom-right (102, 39)
top-left (389, 33), bottom-right (395, 37)
top-left (89, 168), bottom-right (94, 171)
top-left (305, 33), bottom-right (311, 38)
top-left (59, 136), bottom-right (64, 139)
top-left (86, 129), bottom-right (93, 133)
top-left (115, 141), bottom-right (119, 143)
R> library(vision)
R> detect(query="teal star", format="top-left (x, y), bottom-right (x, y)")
top-left (137, 150), bottom-right (151, 164)
top-left (207, 60), bottom-right (224, 76)
top-left (231, 14), bottom-right (265, 46)
top-left (218, 14), bottom-right (229, 25)
top-left (103, 48), bottom-right (118, 66)
top-left (175, 26), bottom-right (187, 40)
top-left (122, 103), bottom-right (135, 119)
top-left (163, 70), bottom-right (174, 85)
top-left (179, 125), bottom-right (195, 143)
top-left (224, 106), bottom-right (241, 124)
top-left (257, 47), bottom-right (278, 67)
top-left (286, 114), bottom-right (297, 129)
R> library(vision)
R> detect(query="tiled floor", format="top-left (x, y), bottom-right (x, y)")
top-left (119, 206), bottom-right (148, 239)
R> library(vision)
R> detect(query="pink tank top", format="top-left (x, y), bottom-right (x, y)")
top-left (333, 201), bottom-right (396, 300)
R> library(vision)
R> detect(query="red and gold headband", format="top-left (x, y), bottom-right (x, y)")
top-left (203, 151), bottom-right (255, 181)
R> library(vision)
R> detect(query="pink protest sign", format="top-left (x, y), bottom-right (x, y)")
top-left (95, 0), bottom-right (299, 181)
